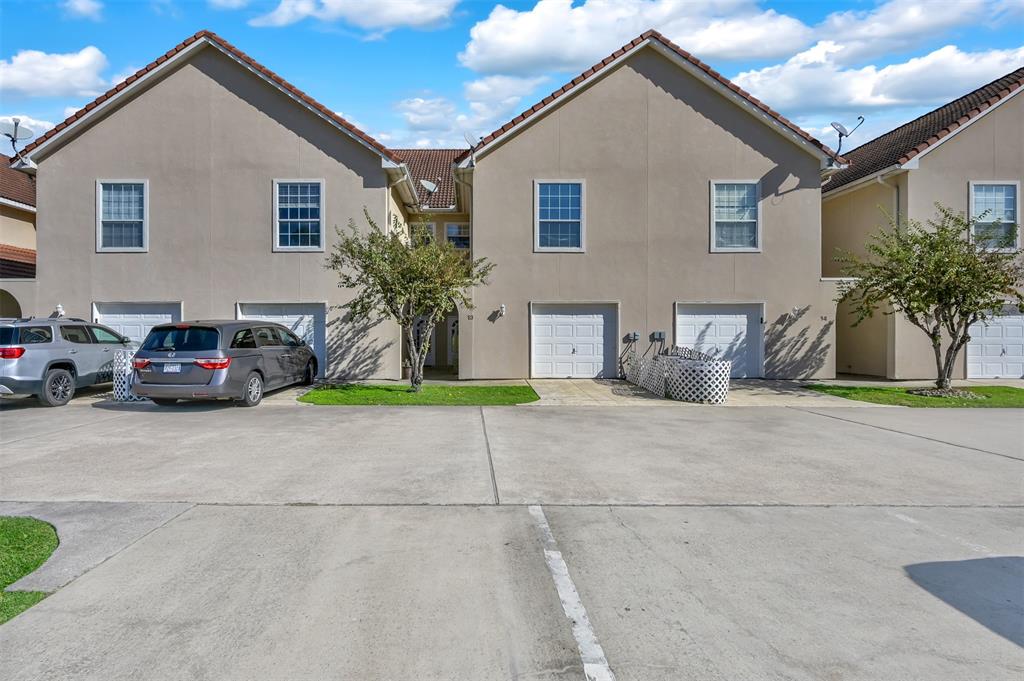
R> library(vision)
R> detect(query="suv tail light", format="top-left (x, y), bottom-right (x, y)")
top-left (194, 357), bottom-right (231, 370)
top-left (131, 357), bottom-right (151, 369)
top-left (0, 347), bottom-right (25, 359)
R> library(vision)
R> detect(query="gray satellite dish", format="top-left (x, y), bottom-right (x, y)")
top-left (419, 179), bottom-right (438, 194)
top-left (830, 121), bottom-right (850, 137)
top-left (2, 118), bottom-right (34, 157)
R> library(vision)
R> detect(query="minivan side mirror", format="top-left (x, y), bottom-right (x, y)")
top-left (120, 336), bottom-right (132, 345)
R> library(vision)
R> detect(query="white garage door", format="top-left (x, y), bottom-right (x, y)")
top-left (93, 302), bottom-right (181, 343)
top-left (238, 303), bottom-right (326, 377)
top-left (532, 303), bottom-right (616, 378)
top-left (676, 303), bottom-right (762, 378)
top-left (968, 308), bottom-right (1024, 378)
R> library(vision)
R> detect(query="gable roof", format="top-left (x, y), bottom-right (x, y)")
top-left (0, 155), bottom-right (35, 210)
top-left (825, 67), bottom-right (1024, 193)
top-left (457, 29), bottom-right (842, 166)
top-left (21, 30), bottom-right (400, 164)
top-left (392, 148), bottom-right (465, 210)
top-left (0, 244), bottom-right (36, 278)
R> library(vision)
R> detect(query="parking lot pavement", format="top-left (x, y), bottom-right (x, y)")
top-left (0, 404), bottom-right (495, 505)
top-left (483, 406), bottom-right (1024, 506)
top-left (543, 505), bottom-right (1024, 681)
top-left (0, 505), bottom-right (582, 681)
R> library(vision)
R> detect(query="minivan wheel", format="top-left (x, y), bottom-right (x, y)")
top-left (150, 398), bottom-right (179, 406)
top-left (37, 368), bottom-right (75, 407)
top-left (302, 361), bottom-right (316, 386)
top-left (239, 372), bottom-right (263, 407)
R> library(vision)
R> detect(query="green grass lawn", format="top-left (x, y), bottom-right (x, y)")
top-left (807, 384), bottom-right (1024, 408)
top-left (0, 516), bottom-right (58, 624)
top-left (300, 383), bottom-right (540, 406)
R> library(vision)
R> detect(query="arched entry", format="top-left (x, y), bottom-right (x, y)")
top-left (0, 289), bottom-right (22, 318)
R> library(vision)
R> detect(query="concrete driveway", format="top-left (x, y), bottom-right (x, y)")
top-left (1, 398), bottom-right (1021, 680)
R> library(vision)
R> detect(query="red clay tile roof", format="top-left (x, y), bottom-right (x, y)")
top-left (826, 67), bottom-right (1024, 193)
top-left (22, 30), bottom-right (400, 164)
top-left (0, 244), bottom-right (36, 278)
top-left (392, 149), bottom-right (465, 210)
top-left (0, 155), bottom-right (35, 208)
top-left (457, 29), bottom-right (841, 164)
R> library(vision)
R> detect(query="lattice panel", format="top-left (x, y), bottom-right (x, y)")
top-left (664, 357), bottom-right (732, 404)
top-left (624, 351), bottom-right (645, 386)
top-left (638, 355), bottom-right (666, 397)
top-left (113, 350), bottom-right (146, 402)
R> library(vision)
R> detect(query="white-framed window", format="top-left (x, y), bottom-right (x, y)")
top-left (410, 222), bottom-right (436, 244)
top-left (535, 180), bottom-right (585, 252)
top-left (446, 223), bottom-right (471, 250)
top-left (970, 181), bottom-right (1019, 251)
top-left (710, 181), bottom-right (761, 252)
top-left (96, 180), bottom-right (148, 252)
top-left (273, 179), bottom-right (325, 251)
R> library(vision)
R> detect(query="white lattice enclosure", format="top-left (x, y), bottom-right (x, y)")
top-left (664, 356), bottom-right (732, 404)
top-left (113, 349), bottom-right (145, 402)
top-left (638, 355), bottom-right (667, 397)
top-left (624, 351), bottom-right (645, 386)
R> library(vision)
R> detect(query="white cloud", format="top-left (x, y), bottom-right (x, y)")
top-left (459, 0), bottom-right (814, 75)
top-left (250, 0), bottom-right (458, 31)
top-left (0, 46), bottom-right (109, 99)
top-left (734, 42), bottom-right (1024, 111)
top-left (0, 115), bottom-right (55, 147)
top-left (209, 0), bottom-right (249, 8)
top-left (63, 105), bottom-right (82, 119)
top-left (462, 74), bottom-right (547, 124)
top-left (61, 0), bottom-right (103, 20)
top-left (396, 97), bottom-right (457, 132)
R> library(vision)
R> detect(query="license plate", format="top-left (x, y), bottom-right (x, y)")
top-left (163, 363), bottom-right (181, 373)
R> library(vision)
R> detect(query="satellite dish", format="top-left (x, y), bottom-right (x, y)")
top-left (2, 118), bottom-right (34, 160)
top-left (830, 121), bottom-right (850, 137)
top-left (463, 131), bottom-right (481, 147)
top-left (419, 179), bottom-right (437, 193)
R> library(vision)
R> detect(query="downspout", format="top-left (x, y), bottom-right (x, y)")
top-left (452, 164), bottom-right (474, 379)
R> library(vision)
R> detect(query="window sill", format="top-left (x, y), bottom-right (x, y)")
top-left (273, 246), bottom-right (325, 253)
top-left (534, 247), bottom-right (586, 253)
top-left (710, 247), bottom-right (762, 253)
top-left (97, 247), bottom-right (149, 253)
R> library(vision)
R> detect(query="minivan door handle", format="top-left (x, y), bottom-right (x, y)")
top-left (68, 349), bottom-right (78, 354)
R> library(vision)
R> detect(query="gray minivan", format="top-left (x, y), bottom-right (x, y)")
top-left (132, 320), bottom-right (317, 407)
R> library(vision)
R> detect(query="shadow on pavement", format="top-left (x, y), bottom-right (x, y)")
top-left (905, 556), bottom-right (1024, 647)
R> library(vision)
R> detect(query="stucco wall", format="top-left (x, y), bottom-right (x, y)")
top-left (33, 45), bottom-right (400, 379)
top-left (835, 298), bottom-right (889, 377)
top-left (0, 205), bottom-right (36, 250)
top-left (821, 179), bottom-right (896, 278)
top-left (467, 47), bottom-right (835, 379)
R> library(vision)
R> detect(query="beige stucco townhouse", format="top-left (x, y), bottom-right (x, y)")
top-left (822, 67), bottom-right (1023, 380)
top-left (7, 29), bottom-right (847, 381)
top-left (0, 154), bottom-right (37, 315)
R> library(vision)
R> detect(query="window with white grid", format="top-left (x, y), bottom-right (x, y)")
top-left (446, 223), bottom-right (470, 250)
top-left (274, 180), bottom-right (324, 251)
top-left (97, 181), bottom-right (147, 251)
top-left (711, 182), bottom-right (760, 252)
top-left (535, 181), bottom-right (584, 251)
top-left (971, 182), bottom-right (1019, 250)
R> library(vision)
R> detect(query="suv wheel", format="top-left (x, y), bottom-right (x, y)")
top-left (38, 368), bottom-right (75, 407)
top-left (239, 372), bottom-right (263, 407)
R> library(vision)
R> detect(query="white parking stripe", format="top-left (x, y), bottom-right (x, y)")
top-left (529, 505), bottom-right (616, 681)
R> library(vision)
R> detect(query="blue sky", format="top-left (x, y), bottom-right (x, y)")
top-left (1, 0), bottom-right (1022, 152)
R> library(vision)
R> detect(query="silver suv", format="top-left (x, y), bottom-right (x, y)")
top-left (0, 317), bottom-right (138, 406)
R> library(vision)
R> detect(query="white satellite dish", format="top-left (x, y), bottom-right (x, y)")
top-left (830, 121), bottom-right (850, 137)
top-left (419, 179), bottom-right (438, 194)
top-left (2, 118), bottom-right (34, 158)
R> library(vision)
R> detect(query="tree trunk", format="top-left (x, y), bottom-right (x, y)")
top-left (404, 320), bottom-right (435, 392)
top-left (930, 330), bottom-right (947, 390)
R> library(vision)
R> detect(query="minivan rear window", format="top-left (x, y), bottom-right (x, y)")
top-left (142, 326), bottom-right (220, 352)
top-left (0, 327), bottom-right (14, 345)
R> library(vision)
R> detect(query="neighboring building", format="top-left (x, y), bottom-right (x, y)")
top-left (822, 68), bottom-right (1024, 380)
top-left (0, 154), bottom-right (37, 315)
top-left (9, 29), bottom-right (846, 381)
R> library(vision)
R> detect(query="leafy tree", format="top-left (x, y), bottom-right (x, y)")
top-left (836, 204), bottom-right (1023, 390)
top-left (326, 210), bottom-right (495, 391)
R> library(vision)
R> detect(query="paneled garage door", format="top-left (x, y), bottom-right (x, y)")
top-left (93, 302), bottom-right (182, 343)
top-left (237, 303), bottom-right (327, 377)
top-left (532, 303), bottom-right (617, 378)
top-left (676, 303), bottom-right (762, 378)
top-left (967, 308), bottom-right (1024, 378)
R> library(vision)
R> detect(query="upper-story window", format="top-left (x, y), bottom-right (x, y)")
top-left (711, 181), bottom-right (760, 252)
top-left (971, 182), bottom-right (1019, 250)
top-left (411, 222), bottom-right (436, 244)
top-left (97, 181), bottom-right (148, 252)
top-left (446, 223), bottom-right (471, 250)
top-left (535, 181), bottom-right (584, 252)
top-left (274, 180), bottom-right (324, 251)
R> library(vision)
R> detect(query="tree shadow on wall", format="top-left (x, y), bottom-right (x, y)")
top-left (764, 306), bottom-right (833, 378)
top-left (324, 308), bottom-right (393, 381)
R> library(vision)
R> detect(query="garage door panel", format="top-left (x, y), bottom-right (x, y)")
top-left (532, 304), bottom-right (617, 378)
top-left (968, 310), bottom-right (1024, 378)
top-left (676, 304), bottom-right (761, 378)
top-left (94, 302), bottom-right (181, 343)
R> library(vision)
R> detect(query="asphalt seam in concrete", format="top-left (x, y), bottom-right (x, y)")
top-left (529, 505), bottom-right (615, 681)
top-left (790, 407), bottom-right (1024, 463)
top-left (479, 407), bottom-right (500, 505)
top-left (0, 412), bottom-right (133, 446)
